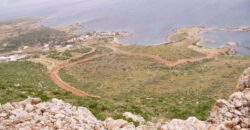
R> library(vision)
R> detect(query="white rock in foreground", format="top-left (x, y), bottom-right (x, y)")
top-left (0, 98), bottom-right (104, 130)
top-left (123, 112), bottom-right (145, 123)
top-left (160, 117), bottom-right (209, 130)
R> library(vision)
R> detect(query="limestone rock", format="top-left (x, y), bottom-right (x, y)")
top-left (104, 118), bottom-right (133, 130)
top-left (160, 117), bottom-right (209, 130)
top-left (0, 98), bottom-right (104, 130)
top-left (244, 88), bottom-right (250, 101)
top-left (123, 112), bottom-right (145, 123)
top-left (236, 67), bottom-right (250, 91)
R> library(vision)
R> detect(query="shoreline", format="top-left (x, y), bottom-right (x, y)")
top-left (2, 18), bottom-right (248, 47)
top-left (0, 18), bottom-right (247, 57)
top-left (110, 25), bottom-right (249, 55)
top-left (72, 25), bottom-right (237, 57)
top-left (46, 16), bottom-right (248, 48)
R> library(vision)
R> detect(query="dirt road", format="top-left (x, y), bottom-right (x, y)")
top-left (49, 52), bottom-right (114, 97)
top-left (49, 44), bottom-right (218, 97)
top-left (105, 44), bottom-right (217, 67)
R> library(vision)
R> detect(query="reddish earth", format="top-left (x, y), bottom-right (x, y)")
top-left (106, 45), bottom-right (217, 67)
top-left (49, 45), bottom-right (218, 97)
top-left (49, 52), bottom-right (113, 97)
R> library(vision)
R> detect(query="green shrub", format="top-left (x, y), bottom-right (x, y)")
top-left (2, 27), bottom-right (68, 52)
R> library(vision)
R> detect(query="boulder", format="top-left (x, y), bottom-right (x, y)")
top-left (104, 118), bottom-right (133, 130)
top-left (25, 103), bottom-right (34, 112)
top-left (0, 98), bottom-right (104, 130)
top-left (123, 112), bottom-right (145, 123)
top-left (160, 117), bottom-right (208, 130)
top-left (236, 67), bottom-right (250, 91)
top-left (243, 88), bottom-right (250, 101)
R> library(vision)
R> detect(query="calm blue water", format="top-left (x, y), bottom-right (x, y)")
top-left (0, 0), bottom-right (250, 47)
top-left (199, 31), bottom-right (250, 55)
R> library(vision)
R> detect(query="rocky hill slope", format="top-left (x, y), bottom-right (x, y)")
top-left (1, 68), bottom-right (250, 130)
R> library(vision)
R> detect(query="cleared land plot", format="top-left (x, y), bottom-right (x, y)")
top-left (119, 39), bottom-right (206, 61)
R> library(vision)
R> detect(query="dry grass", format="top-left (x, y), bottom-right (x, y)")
top-left (59, 54), bottom-right (250, 120)
top-left (119, 40), bottom-right (205, 61)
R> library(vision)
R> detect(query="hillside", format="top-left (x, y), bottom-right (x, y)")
top-left (0, 20), bottom-right (250, 130)
top-left (1, 20), bottom-right (250, 122)
top-left (0, 68), bottom-right (250, 130)
top-left (1, 1), bottom-right (250, 129)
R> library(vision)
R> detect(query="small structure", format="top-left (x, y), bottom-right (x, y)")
top-left (0, 54), bottom-right (26, 63)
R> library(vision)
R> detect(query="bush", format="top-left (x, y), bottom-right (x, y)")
top-left (47, 50), bottom-right (72, 60)
top-left (2, 27), bottom-right (68, 52)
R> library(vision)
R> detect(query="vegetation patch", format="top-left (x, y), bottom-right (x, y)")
top-left (59, 54), bottom-right (250, 120)
top-left (70, 47), bottom-right (92, 54)
top-left (1, 27), bottom-right (69, 52)
top-left (95, 46), bottom-right (113, 54)
top-left (168, 32), bottom-right (188, 42)
top-left (0, 61), bottom-right (71, 103)
top-left (119, 36), bottom-right (206, 61)
top-left (47, 50), bottom-right (73, 60)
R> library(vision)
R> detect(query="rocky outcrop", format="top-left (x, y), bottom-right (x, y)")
top-left (206, 67), bottom-right (250, 130)
top-left (104, 118), bottom-right (135, 130)
top-left (0, 98), bottom-right (104, 130)
top-left (0, 99), bottom-right (212, 130)
top-left (1, 68), bottom-right (250, 130)
top-left (160, 117), bottom-right (209, 130)
top-left (236, 68), bottom-right (250, 91)
top-left (207, 90), bottom-right (250, 130)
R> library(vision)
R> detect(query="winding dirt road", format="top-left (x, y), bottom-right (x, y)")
top-left (105, 44), bottom-right (217, 67)
top-left (49, 52), bottom-right (113, 97)
top-left (49, 44), bottom-right (218, 97)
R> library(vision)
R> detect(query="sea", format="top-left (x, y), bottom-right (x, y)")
top-left (0, 0), bottom-right (249, 54)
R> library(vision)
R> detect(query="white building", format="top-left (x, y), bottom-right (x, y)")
top-left (0, 54), bottom-right (26, 63)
